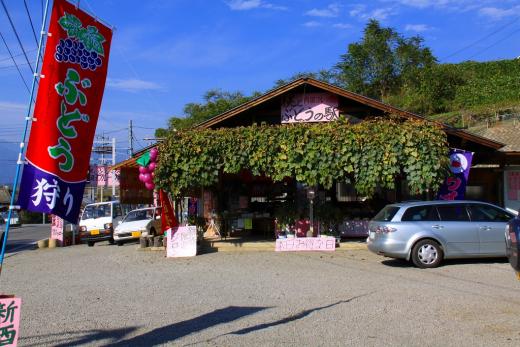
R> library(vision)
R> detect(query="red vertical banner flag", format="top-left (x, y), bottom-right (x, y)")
top-left (159, 190), bottom-right (178, 234)
top-left (17, 0), bottom-right (112, 223)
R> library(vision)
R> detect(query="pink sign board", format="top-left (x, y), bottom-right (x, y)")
top-left (50, 215), bottom-right (64, 242)
top-left (0, 297), bottom-right (21, 346)
top-left (167, 226), bottom-right (197, 258)
top-left (281, 93), bottom-right (339, 123)
top-left (275, 236), bottom-right (336, 252)
top-left (89, 165), bottom-right (120, 187)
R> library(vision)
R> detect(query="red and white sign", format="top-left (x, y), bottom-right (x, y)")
top-left (90, 165), bottom-right (120, 187)
top-left (281, 93), bottom-right (339, 123)
top-left (50, 214), bottom-right (64, 242)
top-left (275, 236), bottom-right (336, 252)
top-left (18, 0), bottom-right (112, 223)
top-left (167, 226), bottom-right (197, 257)
top-left (0, 297), bottom-right (22, 346)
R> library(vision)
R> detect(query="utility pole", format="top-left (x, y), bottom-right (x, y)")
top-left (128, 119), bottom-right (133, 158)
top-left (112, 137), bottom-right (116, 197)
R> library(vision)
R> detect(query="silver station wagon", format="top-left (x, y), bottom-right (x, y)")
top-left (367, 200), bottom-right (516, 268)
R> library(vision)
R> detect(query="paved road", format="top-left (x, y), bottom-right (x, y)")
top-left (2, 243), bottom-right (520, 346)
top-left (1, 224), bottom-right (50, 256)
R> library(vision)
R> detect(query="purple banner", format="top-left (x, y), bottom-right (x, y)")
top-left (437, 149), bottom-right (473, 201)
top-left (18, 162), bottom-right (84, 223)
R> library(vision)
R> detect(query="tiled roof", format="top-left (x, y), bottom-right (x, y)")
top-left (473, 122), bottom-right (520, 152)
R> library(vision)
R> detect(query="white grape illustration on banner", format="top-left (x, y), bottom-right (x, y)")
top-left (54, 12), bottom-right (106, 71)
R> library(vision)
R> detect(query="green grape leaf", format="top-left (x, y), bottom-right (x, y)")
top-left (58, 12), bottom-right (83, 37)
top-left (78, 25), bottom-right (106, 56)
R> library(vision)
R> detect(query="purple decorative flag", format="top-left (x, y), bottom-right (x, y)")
top-left (437, 149), bottom-right (473, 200)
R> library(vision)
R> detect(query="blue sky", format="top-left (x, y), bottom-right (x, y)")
top-left (1, 0), bottom-right (520, 184)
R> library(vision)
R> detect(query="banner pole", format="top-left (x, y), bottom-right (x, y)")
top-left (0, 0), bottom-right (52, 279)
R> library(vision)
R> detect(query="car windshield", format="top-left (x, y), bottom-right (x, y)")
top-left (124, 210), bottom-right (153, 222)
top-left (373, 205), bottom-right (400, 221)
top-left (82, 204), bottom-right (111, 219)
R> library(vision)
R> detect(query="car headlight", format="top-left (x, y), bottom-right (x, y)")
top-left (104, 223), bottom-right (113, 230)
top-left (79, 225), bottom-right (87, 232)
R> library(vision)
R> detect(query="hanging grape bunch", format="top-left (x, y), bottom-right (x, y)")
top-left (55, 12), bottom-right (107, 71)
top-left (55, 38), bottom-right (102, 71)
top-left (137, 147), bottom-right (158, 191)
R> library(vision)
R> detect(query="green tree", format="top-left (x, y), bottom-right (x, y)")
top-left (273, 70), bottom-right (336, 88)
top-left (155, 89), bottom-right (258, 135)
top-left (334, 19), bottom-right (436, 100)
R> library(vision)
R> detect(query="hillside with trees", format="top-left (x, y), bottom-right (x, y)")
top-left (156, 20), bottom-right (520, 137)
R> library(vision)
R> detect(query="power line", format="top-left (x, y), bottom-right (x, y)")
top-left (0, 60), bottom-right (35, 70)
top-left (467, 27), bottom-right (520, 60)
top-left (23, 0), bottom-right (39, 47)
top-left (0, 32), bottom-right (30, 93)
top-left (133, 126), bottom-right (157, 130)
top-left (442, 16), bottom-right (519, 61)
top-left (0, 0), bottom-right (35, 74)
top-left (0, 48), bottom-right (37, 63)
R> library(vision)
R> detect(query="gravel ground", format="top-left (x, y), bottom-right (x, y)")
top-left (1, 242), bottom-right (520, 347)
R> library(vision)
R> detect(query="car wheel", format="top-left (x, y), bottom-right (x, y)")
top-left (87, 241), bottom-right (94, 247)
top-left (117, 241), bottom-right (123, 246)
top-left (108, 238), bottom-right (115, 245)
top-left (411, 239), bottom-right (443, 268)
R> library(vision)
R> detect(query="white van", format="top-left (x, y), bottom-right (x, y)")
top-left (79, 201), bottom-right (123, 246)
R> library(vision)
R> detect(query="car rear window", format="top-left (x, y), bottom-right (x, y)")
top-left (401, 205), bottom-right (440, 221)
top-left (373, 206), bottom-right (400, 222)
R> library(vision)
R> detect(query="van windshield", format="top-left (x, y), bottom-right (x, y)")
top-left (82, 204), bottom-right (111, 219)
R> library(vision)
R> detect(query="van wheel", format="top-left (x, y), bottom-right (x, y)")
top-left (87, 241), bottom-right (94, 247)
top-left (411, 239), bottom-right (443, 268)
top-left (108, 238), bottom-right (115, 245)
top-left (117, 241), bottom-right (123, 246)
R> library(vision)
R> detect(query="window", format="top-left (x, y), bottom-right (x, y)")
top-left (468, 204), bottom-right (513, 222)
top-left (401, 206), bottom-right (440, 221)
top-left (336, 181), bottom-right (364, 202)
top-left (436, 204), bottom-right (470, 221)
top-left (373, 206), bottom-right (400, 222)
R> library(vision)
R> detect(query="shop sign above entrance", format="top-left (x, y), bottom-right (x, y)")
top-left (281, 93), bottom-right (339, 123)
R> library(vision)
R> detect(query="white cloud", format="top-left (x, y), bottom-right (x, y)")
top-left (306, 4), bottom-right (340, 17)
top-left (0, 101), bottom-right (26, 111)
top-left (371, 8), bottom-right (394, 20)
top-left (349, 4), bottom-right (366, 17)
top-left (350, 5), bottom-right (395, 21)
top-left (479, 6), bottom-right (520, 20)
top-left (303, 21), bottom-right (322, 28)
top-left (106, 79), bottom-right (163, 93)
top-left (394, 0), bottom-right (451, 8)
top-left (405, 24), bottom-right (432, 32)
top-left (225, 0), bottom-right (287, 11)
top-left (333, 23), bottom-right (353, 29)
top-left (140, 35), bottom-right (237, 68)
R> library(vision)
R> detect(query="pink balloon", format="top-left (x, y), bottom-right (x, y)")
top-left (150, 148), bottom-right (158, 161)
top-left (139, 166), bottom-right (148, 174)
top-left (143, 173), bottom-right (151, 183)
top-left (148, 162), bottom-right (156, 171)
top-left (145, 182), bottom-right (155, 190)
top-left (151, 171), bottom-right (155, 178)
top-left (138, 173), bottom-right (146, 182)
